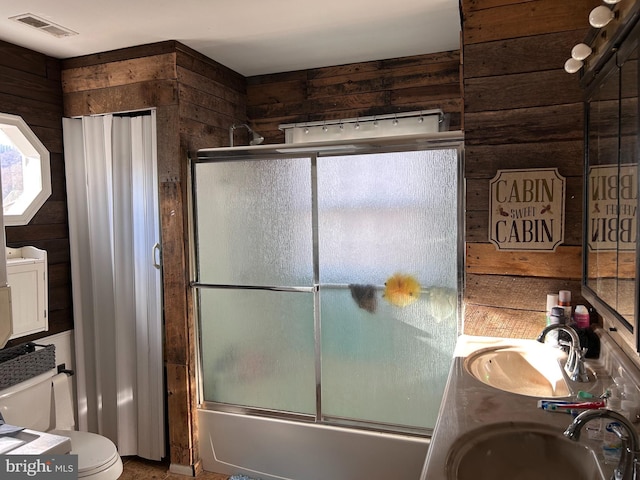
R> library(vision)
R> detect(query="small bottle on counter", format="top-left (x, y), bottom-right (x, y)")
top-left (558, 290), bottom-right (572, 321)
top-left (574, 305), bottom-right (590, 329)
top-left (546, 293), bottom-right (559, 325)
top-left (546, 306), bottom-right (566, 347)
top-left (549, 306), bottom-right (566, 325)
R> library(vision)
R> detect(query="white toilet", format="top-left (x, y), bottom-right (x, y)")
top-left (0, 369), bottom-right (123, 480)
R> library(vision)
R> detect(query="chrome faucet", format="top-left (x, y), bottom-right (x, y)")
top-left (537, 324), bottom-right (590, 382)
top-left (564, 409), bottom-right (639, 480)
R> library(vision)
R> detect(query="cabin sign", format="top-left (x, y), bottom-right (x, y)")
top-left (588, 164), bottom-right (637, 252)
top-left (489, 168), bottom-right (565, 252)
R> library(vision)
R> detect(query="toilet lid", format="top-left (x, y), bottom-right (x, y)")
top-left (49, 430), bottom-right (120, 474)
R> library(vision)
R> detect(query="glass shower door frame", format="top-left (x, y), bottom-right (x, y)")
top-left (191, 132), bottom-right (465, 436)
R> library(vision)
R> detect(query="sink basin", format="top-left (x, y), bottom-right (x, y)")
top-left (464, 343), bottom-right (571, 397)
top-left (446, 422), bottom-right (604, 480)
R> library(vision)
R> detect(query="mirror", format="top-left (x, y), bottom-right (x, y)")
top-left (586, 62), bottom-right (620, 314)
top-left (584, 26), bottom-right (638, 340)
top-left (618, 44), bottom-right (638, 328)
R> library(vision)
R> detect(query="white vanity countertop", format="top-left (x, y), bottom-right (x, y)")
top-left (420, 334), bottom-right (614, 479)
top-left (1, 429), bottom-right (71, 455)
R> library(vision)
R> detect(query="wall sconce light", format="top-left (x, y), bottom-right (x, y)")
top-left (564, 58), bottom-right (584, 74)
top-left (565, 42), bottom-right (592, 73)
top-left (571, 43), bottom-right (593, 61)
top-left (589, 5), bottom-right (615, 28)
top-left (564, 1), bottom-right (619, 74)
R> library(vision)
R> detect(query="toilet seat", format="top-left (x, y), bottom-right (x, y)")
top-left (50, 430), bottom-right (123, 480)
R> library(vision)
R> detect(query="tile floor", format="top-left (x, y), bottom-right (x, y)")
top-left (120, 456), bottom-right (230, 480)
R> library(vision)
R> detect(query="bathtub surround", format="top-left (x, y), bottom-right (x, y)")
top-left (198, 409), bottom-right (429, 480)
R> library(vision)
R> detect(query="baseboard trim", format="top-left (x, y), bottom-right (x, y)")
top-left (169, 463), bottom-right (195, 477)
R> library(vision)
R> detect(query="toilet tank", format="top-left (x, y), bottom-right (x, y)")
top-left (0, 369), bottom-right (57, 431)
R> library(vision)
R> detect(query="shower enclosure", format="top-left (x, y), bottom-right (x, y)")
top-left (192, 133), bottom-right (463, 480)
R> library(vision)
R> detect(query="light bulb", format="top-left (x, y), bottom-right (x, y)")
top-left (589, 5), bottom-right (614, 28)
top-left (564, 58), bottom-right (583, 74)
top-left (603, 0), bottom-right (621, 4)
top-left (571, 43), bottom-right (592, 61)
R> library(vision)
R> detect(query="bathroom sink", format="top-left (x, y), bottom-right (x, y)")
top-left (446, 422), bottom-right (605, 480)
top-left (464, 343), bottom-right (571, 397)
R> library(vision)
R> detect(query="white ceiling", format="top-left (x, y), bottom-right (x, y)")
top-left (0, 0), bottom-right (461, 76)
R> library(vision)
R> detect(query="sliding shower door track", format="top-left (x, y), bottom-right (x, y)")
top-left (199, 401), bottom-right (432, 438)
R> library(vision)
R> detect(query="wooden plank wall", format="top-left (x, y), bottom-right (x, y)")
top-left (0, 40), bottom-right (73, 346)
top-left (61, 41), bottom-right (247, 471)
top-left (462, 0), bottom-right (601, 338)
top-left (246, 51), bottom-right (462, 144)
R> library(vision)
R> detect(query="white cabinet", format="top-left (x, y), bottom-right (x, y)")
top-left (6, 246), bottom-right (48, 338)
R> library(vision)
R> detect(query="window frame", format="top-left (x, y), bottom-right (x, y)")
top-left (0, 112), bottom-right (51, 226)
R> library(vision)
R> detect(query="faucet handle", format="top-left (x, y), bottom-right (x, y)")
top-left (607, 423), bottom-right (636, 480)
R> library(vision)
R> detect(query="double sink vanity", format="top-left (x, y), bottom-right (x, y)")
top-left (420, 328), bottom-right (640, 479)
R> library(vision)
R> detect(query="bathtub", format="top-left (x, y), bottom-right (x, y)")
top-left (198, 409), bottom-right (430, 480)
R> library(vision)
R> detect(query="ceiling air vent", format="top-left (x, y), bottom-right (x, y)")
top-left (9, 13), bottom-right (78, 38)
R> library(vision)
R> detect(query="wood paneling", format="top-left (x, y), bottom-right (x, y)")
top-left (464, 304), bottom-right (548, 338)
top-left (463, 30), bottom-right (591, 78)
top-left (466, 243), bottom-right (582, 278)
top-left (463, 0), bottom-right (599, 45)
top-left (465, 70), bottom-right (583, 111)
top-left (461, 0), bottom-right (600, 336)
top-left (466, 273), bottom-right (584, 309)
top-left (0, 40), bottom-right (69, 349)
top-left (464, 103), bottom-right (584, 145)
top-left (61, 53), bottom-right (178, 92)
top-left (247, 51), bottom-right (462, 144)
top-left (166, 362), bottom-right (194, 467)
top-left (63, 80), bottom-right (178, 117)
top-left (465, 140), bottom-right (584, 178)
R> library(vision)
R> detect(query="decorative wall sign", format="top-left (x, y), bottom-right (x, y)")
top-left (588, 164), bottom-right (637, 252)
top-left (489, 168), bottom-right (565, 252)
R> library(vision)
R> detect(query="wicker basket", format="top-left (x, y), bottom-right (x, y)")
top-left (0, 343), bottom-right (56, 390)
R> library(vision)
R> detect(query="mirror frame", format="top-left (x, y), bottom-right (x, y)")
top-left (582, 17), bottom-right (640, 354)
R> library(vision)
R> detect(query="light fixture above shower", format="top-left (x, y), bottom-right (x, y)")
top-left (278, 109), bottom-right (445, 144)
top-left (229, 123), bottom-right (264, 147)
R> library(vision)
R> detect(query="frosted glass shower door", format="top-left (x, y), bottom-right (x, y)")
top-left (317, 149), bottom-right (459, 430)
top-left (194, 157), bottom-right (316, 415)
top-left (193, 142), bottom-right (462, 433)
